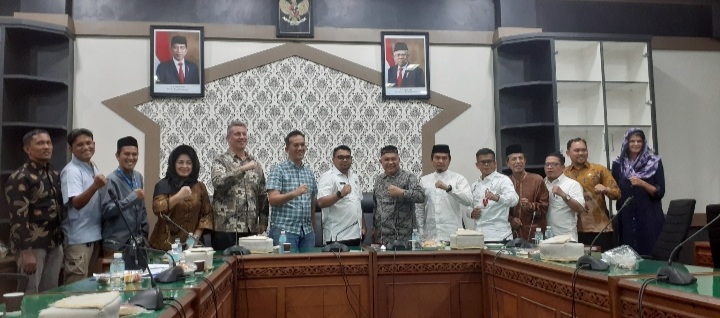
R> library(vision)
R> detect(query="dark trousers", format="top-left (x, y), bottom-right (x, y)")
top-left (578, 232), bottom-right (616, 253)
top-left (211, 231), bottom-right (255, 251)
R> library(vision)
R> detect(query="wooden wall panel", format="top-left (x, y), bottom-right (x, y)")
top-left (458, 281), bottom-right (484, 318)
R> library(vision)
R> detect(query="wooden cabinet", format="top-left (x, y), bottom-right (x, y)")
top-left (494, 34), bottom-right (657, 178)
top-left (0, 17), bottom-right (73, 248)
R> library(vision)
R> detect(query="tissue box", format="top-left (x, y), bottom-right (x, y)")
top-left (450, 229), bottom-right (484, 249)
top-left (183, 247), bottom-right (214, 270)
top-left (39, 291), bottom-right (121, 318)
top-left (538, 234), bottom-right (584, 261)
top-left (238, 235), bottom-right (273, 253)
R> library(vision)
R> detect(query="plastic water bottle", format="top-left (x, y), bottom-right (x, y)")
top-left (174, 238), bottom-right (182, 252)
top-left (186, 235), bottom-right (195, 249)
top-left (110, 252), bottom-right (125, 291)
top-left (411, 229), bottom-right (420, 251)
top-left (533, 227), bottom-right (544, 245)
top-left (169, 243), bottom-right (180, 264)
top-left (279, 230), bottom-right (287, 254)
top-left (545, 226), bottom-right (555, 239)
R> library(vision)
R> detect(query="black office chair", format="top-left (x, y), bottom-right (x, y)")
top-left (705, 204), bottom-right (720, 268)
top-left (361, 192), bottom-right (374, 245)
top-left (314, 205), bottom-right (323, 247)
top-left (650, 199), bottom-right (696, 261)
top-left (0, 273), bottom-right (29, 292)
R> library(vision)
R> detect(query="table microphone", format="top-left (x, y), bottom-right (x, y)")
top-left (106, 239), bottom-right (183, 283)
top-left (656, 209), bottom-right (720, 285)
top-left (104, 239), bottom-right (164, 309)
top-left (506, 210), bottom-right (537, 249)
top-left (577, 196), bottom-right (634, 271)
top-left (107, 188), bottom-right (148, 270)
top-left (322, 221), bottom-right (356, 252)
top-left (159, 213), bottom-right (204, 247)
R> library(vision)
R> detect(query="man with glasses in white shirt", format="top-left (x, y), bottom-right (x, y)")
top-left (544, 152), bottom-right (585, 241)
top-left (469, 148), bottom-right (518, 242)
top-left (317, 145), bottom-right (365, 246)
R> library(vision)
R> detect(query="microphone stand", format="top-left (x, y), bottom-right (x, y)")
top-left (107, 189), bottom-right (146, 270)
top-left (106, 239), bottom-right (183, 284)
top-left (159, 213), bottom-right (204, 247)
top-left (577, 196), bottom-right (634, 271)
top-left (106, 189), bottom-right (163, 310)
top-left (322, 221), bottom-right (356, 252)
top-left (656, 209), bottom-right (720, 285)
top-left (506, 210), bottom-right (537, 249)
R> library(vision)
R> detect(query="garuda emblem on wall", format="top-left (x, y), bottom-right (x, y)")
top-left (279, 0), bottom-right (309, 26)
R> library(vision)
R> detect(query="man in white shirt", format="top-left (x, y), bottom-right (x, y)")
top-left (416, 145), bottom-right (472, 241)
top-left (469, 148), bottom-right (519, 242)
top-left (317, 145), bottom-right (365, 246)
top-left (544, 152), bottom-right (585, 241)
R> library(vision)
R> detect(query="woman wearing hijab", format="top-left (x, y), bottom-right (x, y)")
top-left (149, 145), bottom-right (213, 250)
top-left (611, 128), bottom-right (665, 255)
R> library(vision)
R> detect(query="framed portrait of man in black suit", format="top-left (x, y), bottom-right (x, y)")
top-left (276, 0), bottom-right (314, 38)
top-left (150, 26), bottom-right (205, 97)
top-left (381, 32), bottom-right (430, 100)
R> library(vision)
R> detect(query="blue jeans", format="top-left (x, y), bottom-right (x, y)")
top-left (270, 225), bottom-right (315, 252)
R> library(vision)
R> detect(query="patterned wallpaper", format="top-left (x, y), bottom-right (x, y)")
top-left (136, 56), bottom-right (441, 194)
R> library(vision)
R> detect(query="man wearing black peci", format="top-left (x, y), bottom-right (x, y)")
top-left (101, 136), bottom-right (149, 269)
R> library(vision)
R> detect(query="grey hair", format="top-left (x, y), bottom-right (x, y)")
top-left (226, 120), bottom-right (248, 138)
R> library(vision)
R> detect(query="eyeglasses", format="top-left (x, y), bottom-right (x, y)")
top-left (477, 160), bottom-right (495, 165)
top-left (336, 155), bottom-right (352, 161)
top-left (544, 162), bottom-right (562, 168)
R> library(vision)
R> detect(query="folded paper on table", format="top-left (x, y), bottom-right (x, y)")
top-left (39, 291), bottom-right (121, 318)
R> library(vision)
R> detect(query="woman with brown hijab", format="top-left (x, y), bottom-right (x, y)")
top-left (149, 145), bottom-right (213, 250)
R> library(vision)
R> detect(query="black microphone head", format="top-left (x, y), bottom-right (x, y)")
top-left (108, 188), bottom-right (117, 200)
top-left (223, 245), bottom-right (251, 256)
top-left (322, 242), bottom-right (349, 252)
top-left (155, 266), bottom-right (184, 283)
top-left (505, 238), bottom-right (534, 249)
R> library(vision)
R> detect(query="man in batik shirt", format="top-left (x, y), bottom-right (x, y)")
top-left (565, 138), bottom-right (621, 251)
top-left (5, 129), bottom-right (64, 293)
top-left (211, 121), bottom-right (269, 250)
top-left (372, 145), bottom-right (425, 248)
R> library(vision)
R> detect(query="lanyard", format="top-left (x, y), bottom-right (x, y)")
top-left (116, 168), bottom-right (138, 189)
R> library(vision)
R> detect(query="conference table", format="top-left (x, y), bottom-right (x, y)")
top-left (482, 249), bottom-right (719, 318)
top-left (14, 246), bottom-right (720, 317)
top-left (19, 256), bottom-right (234, 318)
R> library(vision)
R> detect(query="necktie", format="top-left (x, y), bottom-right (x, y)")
top-left (178, 62), bottom-right (185, 84)
top-left (397, 66), bottom-right (403, 87)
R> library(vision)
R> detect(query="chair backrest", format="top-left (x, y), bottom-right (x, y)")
top-left (314, 204), bottom-right (323, 247)
top-left (315, 192), bottom-right (376, 246)
top-left (0, 273), bottom-right (28, 292)
top-left (705, 204), bottom-right (720, 268)
top-left (651, 199), bottom-right (696, 261)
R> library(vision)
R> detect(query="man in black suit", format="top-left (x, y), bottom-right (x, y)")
top-left (155, 36), bottom-right (200, 84)
top-left (386, 42), bottom-right (425, 88)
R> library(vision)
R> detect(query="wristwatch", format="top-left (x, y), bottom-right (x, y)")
top-left (445, 185), bottom-right (453, 193)
top-left (563, 194), bottom-right (571, 202)
top-left (336, 191), bottom-right (344, 199)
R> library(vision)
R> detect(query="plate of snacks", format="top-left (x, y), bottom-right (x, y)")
top-left (123, 270), bottom-right (142, 283)
top-left (179, 261), bottom-right (197, 276)
top-left (421, 240), bottom-right (441, 250)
